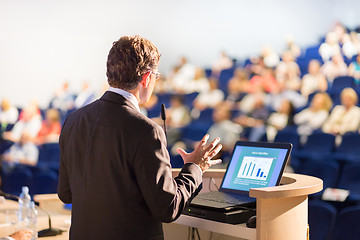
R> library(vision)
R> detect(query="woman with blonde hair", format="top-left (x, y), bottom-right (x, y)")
top-left (322, 88), bottom-right (360, 135)
top-left (295, 92), bottom-right (332, 136)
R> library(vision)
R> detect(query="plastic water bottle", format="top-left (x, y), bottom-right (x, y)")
top-left (28, 201), bottom-right (38, 239)
top-left (18, 186), bottom-right (31, 230)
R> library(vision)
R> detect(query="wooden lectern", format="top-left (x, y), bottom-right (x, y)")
top-left (171, 169), bottom-right (323, 240)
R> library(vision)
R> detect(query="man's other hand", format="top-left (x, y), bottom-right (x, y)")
top-left (177, 134), bottom-right (222, 173)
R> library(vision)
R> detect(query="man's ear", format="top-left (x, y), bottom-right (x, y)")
top-left (140, 72), bottom-right (151, 87)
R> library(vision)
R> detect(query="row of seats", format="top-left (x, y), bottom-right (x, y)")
top-left (1, 165), bottom-right (58, 197)
top-left (309, 200), bottom-right (360, 240)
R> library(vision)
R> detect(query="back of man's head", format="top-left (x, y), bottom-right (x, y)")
top-left (106, 35), bottom-right (160, 90)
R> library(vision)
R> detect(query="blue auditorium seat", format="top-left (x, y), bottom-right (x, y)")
top-left (37, 143), bottom-right (61, 171)
top-left (328, 76), bottom-right (355, 94)
top-left (337, 163), bottom-right (360, 201)
top-left (293, 132), bottom-right (336, 162)
top-left (1, 166), bottom-right (33, 196)
top-left (218, 68), bottom-right (235, 96)
top-left (298, 161), bottom-right (339, 198)
top-left (332, 206), bottom-right (360, 240)
top-left (308, 200), bottom-right (337, 240)
top-left (30, 170), bottom-right (58, 196)
top-left (334, 132), bottom-right (360, 163)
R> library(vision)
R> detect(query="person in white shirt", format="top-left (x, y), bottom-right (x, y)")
top-left (295, 92), bottom-right (332, 136)
top-left (301, 60), bottom-right (328, 98)
top-left (0, 99), bottom-right (19, 125)
top-left (193, 79), bottom-right (224, 111)
top-left (322, 88), bottom-right (360, 135)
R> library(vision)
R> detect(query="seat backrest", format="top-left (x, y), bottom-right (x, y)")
top-left (332, 206), bottom-right (360, 240)
top-left (1, 166), bottom-right (33, 196)
top-left (302, 132), bottom-right (335, 153)
top-left (336, 133), bottom-right (360, 155)
top-left (30, 170), bottom-right (58, 195)
top-left (299, 161), bottom-right (339, 190)
top-left (337, 163), bottom-right (360, 194)
top-left (308, 200), bottom-right (337, 240)
top-left (274, 130), bottom-right (300, 150)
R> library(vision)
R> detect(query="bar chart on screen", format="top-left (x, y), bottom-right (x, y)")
top-left (237, 156), bottom-right (274, 180)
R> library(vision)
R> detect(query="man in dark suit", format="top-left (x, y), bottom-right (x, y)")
top-left (58, 35), bottom-right (222, 240)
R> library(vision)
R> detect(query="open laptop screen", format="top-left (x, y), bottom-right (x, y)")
top-left (220, 141), bottom-right (292, 193)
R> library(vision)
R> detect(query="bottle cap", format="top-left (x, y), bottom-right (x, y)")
top-left (22, 186), bottom-right (29, 194)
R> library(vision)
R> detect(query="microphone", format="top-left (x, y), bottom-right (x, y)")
top-left (0, 190), bottom-right (64, 237)
top-left (161, 103), bottom-right (167, 137)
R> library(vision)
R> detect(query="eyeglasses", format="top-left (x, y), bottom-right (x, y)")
top-left (150, 70), bottom-right (161, 80)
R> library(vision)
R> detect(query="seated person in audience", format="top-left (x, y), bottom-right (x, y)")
top-left (266, 99), bottom-right (295, 141)
top-left (276, 51), bottom-right (301, 92)
top-left (248, 67), bottom-right (279, 94)
top-left (74, 81), bottom-right (96, 109)
top-left (319, 31), bottom-right (341, 62)
top-left (3, 101), bottom-right (42, 143)
top-left (0, 98), bottom-right (19, 125)
top-left (234, 94), bottom-right (269, 141)
top-left (261, 46), bottom-right (280, 68)
top-left (167, 57), bottom-right (196, 93)
top-left (192, 78), bottom-right (225, 112)
top-left (349, 54), bottom-right (360, 85)
top-left (49, 81), bottom-right (75, 113)
top-left (321, 53), bottom-right (348, 84)
top-left (284, 34), bottom-right (301, 59)
top-left (185, 68), bottom-right (210, 94)
top-left (341, 33), bottom-right (358, 60)
top-left (153, 95), bottom-right (191, 146)
top-left (207, 103), bottom-right (242, 155)
top-left (301, 60), bottom-right (328, 98)
top-left (2, 131), bottom-right (39, 168)
top-left (294, 92), bottom-right (332, 136)
top-left (211, 51), bottom-right (233, 78)
top-left (33, 108), bottom-right (61, 145)
top-left (226, 68), bottom-right (250, 105)
top-left (322, 88), bottom-right (360, 135)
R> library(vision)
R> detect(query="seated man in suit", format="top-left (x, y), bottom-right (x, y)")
top-left (58, 35), bottom-right (222, 240)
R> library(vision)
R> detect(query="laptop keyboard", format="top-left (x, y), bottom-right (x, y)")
top-left (197, 192), bottom-right (253, 204)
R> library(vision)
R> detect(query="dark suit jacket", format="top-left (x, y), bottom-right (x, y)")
top-left (58, 91), bottom-right (203, 240)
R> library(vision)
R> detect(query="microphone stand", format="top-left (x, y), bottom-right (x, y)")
top-left (0, 190), bottom-right (64, 237)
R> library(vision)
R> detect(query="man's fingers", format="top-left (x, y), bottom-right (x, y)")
top-left (208, 144), bottom-right (222, 159)
top-left (176, 148), bottom-right (188, 158)
top-left (204, 137), bottom-right (220, 152)
top-left (196, 134), bottom-right (209, 150)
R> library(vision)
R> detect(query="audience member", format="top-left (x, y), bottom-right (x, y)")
top-left (301, 60), bottom-right (328, 98)
top-left (322, 88), bottom-right (360, 135)
top-left (234, 94), bottom-right (269, 141)
top-left (226, 68), bottom-right (249, 105)
top-left (276, 51), bottom-right (301, 91)
top-left (319, 31), bottom-right (341, 62)
top-left (266, 99), bottom-right (295, 141)
top-left (261, 46), bottom-right (280, 68)
top-left (341, 33), bottom-right (358, 60)
top-left (211, 51), bottom-right (233, 78)
top-left (0, 99), bottom-right (19, 125)
top-left (74, 81), bottom-right (96, 109)
top-left (321, 53), bottom-right (348, 84)
top-left (168, 57), bottom-right (196, 93)
top-left (49, 81), bottom-right (75, 113)
top-left (294, 92), bottom-right (332, 136)
top-left (248, 68), bottom-right (279, 94)
top-left (2, 131), bottom-right (39, 168)
top-left (193, 78), bottom-right (224, 111)
top-left (349, 54), bottom-right (360, 85)
top-left (185, 68), bottom-right (210, 94)
top-left (206, 103), bottom-right (242, 154)
top-left (34, 108), bottom-right (61, 145)
top-left (3, 102), bottom-right (42, 143)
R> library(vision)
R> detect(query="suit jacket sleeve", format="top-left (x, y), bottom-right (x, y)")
top-left (57, 120), bottom-right (72, 204)
top-left (132, 125), bottom-right (202, 223)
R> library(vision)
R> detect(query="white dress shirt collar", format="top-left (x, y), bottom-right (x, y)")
top-left (107, 87), bottom-right (141, 113)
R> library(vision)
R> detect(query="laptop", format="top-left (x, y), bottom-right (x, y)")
top-left (188, 141), bottom-right (292, 212)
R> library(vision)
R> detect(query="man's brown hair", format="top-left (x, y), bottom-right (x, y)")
top-left (106, 35), bottom-right (160, 90)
